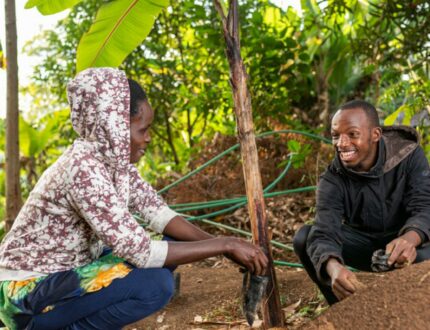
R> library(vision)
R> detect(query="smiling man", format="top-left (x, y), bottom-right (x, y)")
top-left (293, 100), bottom-right (430, 304)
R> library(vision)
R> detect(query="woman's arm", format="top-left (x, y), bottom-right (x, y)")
top-left (164, 236), bottom-right (268, 275)
top-left (162, 215), bottom-right (213, 241)
top-left (162, 216), bottom-right (267, 275)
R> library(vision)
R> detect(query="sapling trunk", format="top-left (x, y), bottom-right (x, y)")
top-left (213, 0), bottom-right (283, 327)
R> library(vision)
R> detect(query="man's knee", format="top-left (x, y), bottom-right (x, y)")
top-left (293, 224), bottom-right (312, 257)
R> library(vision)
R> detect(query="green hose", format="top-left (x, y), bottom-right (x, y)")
top-left (171, 186), bottom-right (316, 212)
top-left (181, 154), bottom-right (295, 220)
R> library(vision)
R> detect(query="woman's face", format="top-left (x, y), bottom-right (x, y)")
top-left (130, 100), bottom-right (154, 164)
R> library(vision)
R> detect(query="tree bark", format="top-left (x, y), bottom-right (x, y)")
top-left (4, 0), bottom-right (22, 231)
top-left (213, 0), bottom-right (283, 327)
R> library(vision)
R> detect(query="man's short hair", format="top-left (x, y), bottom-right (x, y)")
top-left (339, 100), bottom-right (380, 128)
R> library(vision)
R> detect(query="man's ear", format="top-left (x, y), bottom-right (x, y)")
top-left (372, 127), bottom-right (382, 143)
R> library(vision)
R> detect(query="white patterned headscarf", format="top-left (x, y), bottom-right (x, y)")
top-left (67, 67), bottom-right (131, 206)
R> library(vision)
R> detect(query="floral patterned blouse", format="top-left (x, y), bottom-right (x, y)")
top-left (0, 68), bottom-right (177, 280)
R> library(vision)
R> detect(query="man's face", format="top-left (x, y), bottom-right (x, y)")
top-left (130, 100), bottom-right (154, 164)
top-left (331, 108), bottom-right (381, 172)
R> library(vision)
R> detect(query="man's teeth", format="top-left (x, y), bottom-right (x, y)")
top-left (341, 151), bottom-right (356, 159)
top-left (342, 151), bottom-right (355, 155)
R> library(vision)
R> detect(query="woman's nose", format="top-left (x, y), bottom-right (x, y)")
top-left (145, 132), bottom-right (151, 143)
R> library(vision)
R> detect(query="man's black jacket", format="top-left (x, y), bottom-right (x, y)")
top-left (307, 126), bottom-right (430, 282)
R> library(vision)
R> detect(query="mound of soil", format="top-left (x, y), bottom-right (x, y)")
top-left (304, 260), bottom-right (430, 330)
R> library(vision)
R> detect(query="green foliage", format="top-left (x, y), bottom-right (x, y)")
top-left (287, 140), bottom-right (312, 169)
top-left (18, 0), bottom-right (430, 185)
top-left (0, 111), bottom-right (74, 200)
top-left (76, 0), bottom-right (169, 72)
top-left (25, 0), bottom-right (83, 15)
top-left (24, 1), bottom-right (100, 101)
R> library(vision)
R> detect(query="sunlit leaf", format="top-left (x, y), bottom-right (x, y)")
top-left (263, 7), bottom-right (286, 31)
top-left (76, 0), bottom-right (169, 73)
top-left (25, 0), bottom-right (83, 15)
top-left (384, 105), bottom-right (406, 126)
top-left (0, 39), bottom-right (5, 69)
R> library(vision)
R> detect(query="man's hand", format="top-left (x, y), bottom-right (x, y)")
top-left (326, 258), bottom-right (362, 301)
top-left (386, 231), bottom-right (421, 268)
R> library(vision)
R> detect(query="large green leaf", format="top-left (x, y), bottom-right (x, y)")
top-left (25, 0), bottom-right (83, 15)
top-left (76, 0), bottom-right (169, 73)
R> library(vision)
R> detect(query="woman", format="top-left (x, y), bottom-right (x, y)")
top-left (0, 67), bottom-right (267, 329)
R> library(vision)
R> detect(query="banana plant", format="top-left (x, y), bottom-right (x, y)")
top-left (18, 110), bottom-right (71, 188)
top-left (25, 0), bottom-right (169, 72)
top-left (25, 0), bottom-right (83, 15)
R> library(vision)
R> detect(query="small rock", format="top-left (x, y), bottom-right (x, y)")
top-left (156, 311), bottom-right (166, 323)
top-left (194, 315), bottom-right (203, 323)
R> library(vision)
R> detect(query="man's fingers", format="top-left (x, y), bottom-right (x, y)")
top-left (349, 277), bottom-right (366, 290)
top-left (388, 240), bottom-right (417, 266)
top-left (340, 278), bottom-right (356, 293)
top-left (387, 243), bottom-right (402, 265)
top-left (332, 287), bottom-right (345, 300)
top-left (385, 242), bottom-right (395, 255)
top-left (332, 282), bottom-right (353, 300)
top-left (395, 249), bottom-right (416, 268)
top-left (394, 253), bottom-right (408, 265)
top-left (333, 276), bottom-right (355, 294)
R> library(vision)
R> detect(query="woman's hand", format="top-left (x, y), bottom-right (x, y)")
top-left (224, 237), bottom-right (269, 276)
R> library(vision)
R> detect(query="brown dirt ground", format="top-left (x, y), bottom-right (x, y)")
top-left (126, 262), bottom-right (320, 330)
top-left (126, 260), bottom-right (430, 330)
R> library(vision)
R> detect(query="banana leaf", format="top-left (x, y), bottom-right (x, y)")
top-left (25, 0), bottom-right (83, 15)
top-left (76, 0), bottom-right (169, 73)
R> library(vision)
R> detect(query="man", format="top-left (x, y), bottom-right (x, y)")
top-left (293, 100), bottom-right (430, 304)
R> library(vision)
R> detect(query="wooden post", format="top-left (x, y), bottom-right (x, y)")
top-left (4, 0), bottom-right (22, 231)
top-left (213, 0), bottom-right (283, 327)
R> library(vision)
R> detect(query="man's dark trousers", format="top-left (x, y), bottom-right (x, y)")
top-left (293, 224), bottom-right (430, 305)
